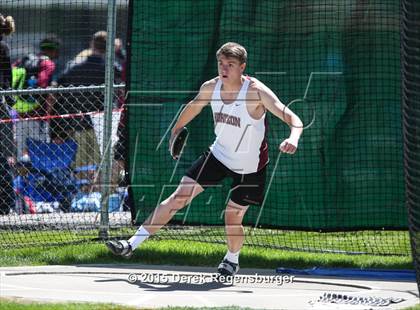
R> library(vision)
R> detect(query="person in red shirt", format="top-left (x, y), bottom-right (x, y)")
top-left (36, 39), bottom-right (58, 88)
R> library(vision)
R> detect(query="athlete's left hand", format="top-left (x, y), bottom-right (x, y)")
top-left (279, 138), bottom-right (298, 154)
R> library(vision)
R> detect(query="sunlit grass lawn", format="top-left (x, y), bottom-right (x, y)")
top-left (0, 239), bottom-right (412, 270)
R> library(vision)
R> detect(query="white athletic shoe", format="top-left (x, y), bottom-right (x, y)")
top-left (217, 259), bottom-right (239, 276)
top-left (105, 240), bottom-right (133, 258)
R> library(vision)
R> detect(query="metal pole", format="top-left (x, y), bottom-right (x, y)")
top-left (99, 0), bottom-right (117, 239)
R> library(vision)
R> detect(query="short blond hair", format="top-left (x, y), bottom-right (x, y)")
top-left (0, 14), bottom-right (15, 36)
top-left (92, 31), bottom-right (107, 53)
top-left (216, 42), bottom-right (247, 64)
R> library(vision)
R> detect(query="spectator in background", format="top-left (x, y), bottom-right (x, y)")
top-left (51, 31), bottom-right (108, 173)
top-left (111, 103), bottom-right (126, 189)
top-left (64, 37), bottom-right (125, 84)
top-left (12, 35), bottom-right (60, 158)
top-left (111, 37), bottom-right (127, 193)
top-left (0, 13), bottom-right (16, 214)
top-left (114, 38), bottom-right (126, 83)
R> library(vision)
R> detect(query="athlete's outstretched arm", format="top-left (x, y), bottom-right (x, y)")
top-left (256, 84), bottom-right (303, 154)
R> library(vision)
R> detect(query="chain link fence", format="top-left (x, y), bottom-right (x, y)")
top-left (0, 85), bottom-right (133, 247)
top-left (0, 0), bottom-right (130, 247)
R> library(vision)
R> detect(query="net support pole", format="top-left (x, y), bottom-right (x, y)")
top-left (402, 0), bottom-right (420, 295)
top-left (99, 0), bottom-right (117, 239)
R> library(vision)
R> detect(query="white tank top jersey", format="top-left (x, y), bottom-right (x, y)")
top-left (209, 77), bottom-right (269, 174)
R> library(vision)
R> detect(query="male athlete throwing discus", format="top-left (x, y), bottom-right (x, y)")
top-left (107, 42), bottom-right (303, 276)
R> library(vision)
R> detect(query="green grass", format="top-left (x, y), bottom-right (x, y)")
top-left (156, 227), bottom-right (410, 255)
top-left (0, 299), bottom-right (255, 310)
top-left (1, 226), bottom-right (410, 256)
top-left (0, 299), bottom-right (138, 310)
top-left (402, 305), bottom-right (420, 310)
top-left (0, 239), bottom-right (413, 270)
top-left (0, 298), bottom-right (417, 310)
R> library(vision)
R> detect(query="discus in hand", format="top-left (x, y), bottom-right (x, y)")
top-left (169, 127), bottom-right (189, 159)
